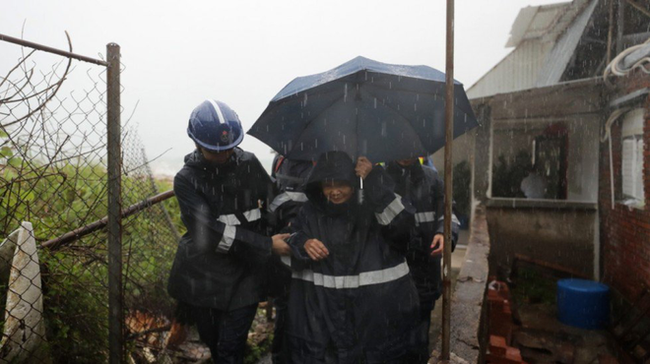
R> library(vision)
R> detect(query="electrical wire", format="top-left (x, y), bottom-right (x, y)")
top-left (604, 37), bottom-right (650, 86)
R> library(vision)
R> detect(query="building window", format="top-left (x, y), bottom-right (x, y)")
top-left (621, 108), bottom-right (645, 207)
top-left (490, 118), bottom-right (599, 202)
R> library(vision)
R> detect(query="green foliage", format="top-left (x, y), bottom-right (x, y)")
top-left (0, 155), bottom-right (111, 361)
top-left (491, 151), bottom-right (530, 198)
top-left (1, 149), bottom-right (179, 361)
top-left (41, 250), bottom-right (109, 364)
top-left (156, 179), bottom-right (186, 236)
top-left (243, 311), bottom-right (274, 364)
top-left (122, 211), bottom-right (177, 316)
top-left (512, 267), bottom-right (557, 306)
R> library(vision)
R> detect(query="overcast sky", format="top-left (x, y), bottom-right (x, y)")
top-left (2, 0), bottom-right (563, 175)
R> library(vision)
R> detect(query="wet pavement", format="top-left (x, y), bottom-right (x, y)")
top-left (428, 229), bottom-right (469, 351)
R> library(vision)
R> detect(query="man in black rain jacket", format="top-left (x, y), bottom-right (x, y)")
top-left (284, 151), bottom-right (420, 364)
top-left (167, 99), bottom-right (290, 363)
top-left (269, 154), bottom-right (315, 228)
top-left (267, 155), bottom-right (315, 364)
top-left (385, 159), bottom-right (459, 363)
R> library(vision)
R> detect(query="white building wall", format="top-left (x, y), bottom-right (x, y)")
top-left (431, 131), bottom-right (474, 174)
top-left (566, 116), bottom-right (600, 202)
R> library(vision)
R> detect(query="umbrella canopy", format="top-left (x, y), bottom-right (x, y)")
top-left (249, 56), bottom-right (478, 162)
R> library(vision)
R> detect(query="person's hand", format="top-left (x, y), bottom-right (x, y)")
top-left (355, 157), bottom-right (373, 180)
top-left (430, 234), bottom-right (444, 256)
top-left (272, 233), bottom-right (291, 256)
top-left (304, 239), bottom-right (329, 261)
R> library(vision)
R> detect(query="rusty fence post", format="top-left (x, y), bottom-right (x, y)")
top-left (107, 43), bottom-right (124, 364)
top-left (442, 0), bottom-right (455, 359)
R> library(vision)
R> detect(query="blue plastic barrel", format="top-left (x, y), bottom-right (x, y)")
top-left (557, 279), bottom-right (610, 329)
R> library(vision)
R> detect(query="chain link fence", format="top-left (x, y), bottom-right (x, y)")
top-left (0, 34), bottom-right (182, 363)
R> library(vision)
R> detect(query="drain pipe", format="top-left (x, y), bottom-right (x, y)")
top-left (601, 108), bottom-right (629, 209)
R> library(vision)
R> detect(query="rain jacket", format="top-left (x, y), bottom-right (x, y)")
top-left (269, 155), bottom-right (315, 229)
top-left (285, 152), bottom-right (420, 364)
top-left (385, 162), bottom-right (459, 304)
top-left (267, 155), bottom-right (315, 296)
top-left (168, 148), bottom-right (274, 311)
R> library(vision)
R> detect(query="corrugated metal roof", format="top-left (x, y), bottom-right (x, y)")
top-left (506, 2), bottom-right (571, 48)
top-left (468, 0), bottom-right (599, 99)
top-left (535, 0), bottom-right (598, 87)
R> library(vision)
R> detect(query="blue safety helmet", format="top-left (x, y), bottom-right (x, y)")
top-left (187, 100), bottom-right (244, 152)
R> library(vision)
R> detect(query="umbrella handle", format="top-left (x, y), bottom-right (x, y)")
top-left (358, 177), bottom-right (364, 204)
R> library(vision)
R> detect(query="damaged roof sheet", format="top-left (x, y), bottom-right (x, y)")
top-left (506, 1), bottom-right (571, 48)
top-left (535, 0), bottom-right (599, 87)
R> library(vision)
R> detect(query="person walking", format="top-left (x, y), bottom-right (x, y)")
top-left (266, 155), bottom-right (315, 364)
top-left (168, 99), bottom-right (290, 363)
top-left (284, 151), bottom-right (420, 364)
top-left (385, 158), bottom-right (459, 363)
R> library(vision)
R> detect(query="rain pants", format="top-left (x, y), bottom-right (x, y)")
top-left (285, 152), bottom-right (420, 364)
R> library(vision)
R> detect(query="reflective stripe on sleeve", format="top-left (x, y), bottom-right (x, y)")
top-left (291, 261), bottom-right (410, 289)
top-left (243, 208), bottom-right (261, 222)
top-left (217, 208), bottom-right (261, 225)
top-left (375, 195), bottom-right (405, 225)
top-left (269, 191), bottom-right (308, 212)
top-left (217, 214), bottom-right (240, 225)
top-left (216, 225), bottom-right (236, 253)
top-left (414, 211), bottom-right (436, 224)
top-left (280, 255), bottom-right (291, 268)
top-left (438, 214), bottom-right (461, 226)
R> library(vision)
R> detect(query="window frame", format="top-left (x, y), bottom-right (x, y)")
top-left (619, 108), bottom-right (646, 209)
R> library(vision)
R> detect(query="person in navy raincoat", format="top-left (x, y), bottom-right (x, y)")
top-left (167, 99), bottom-right (291, 363)
top-left (269, 154), bottom-right (315, 228)
top-left (385, 158), bottom-right (459, 363)
top-left (283, 151), bottom-right (420, 364)
top-left (267, 155), bottom-right (315, 364)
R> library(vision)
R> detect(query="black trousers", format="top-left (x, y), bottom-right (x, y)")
top-left (408, 299), bottom-right (436, 364)
top-left (190, 304), bottom-right (258, 364)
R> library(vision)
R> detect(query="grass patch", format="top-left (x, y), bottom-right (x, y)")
top-left (511, 266), bottom-right (557, 306)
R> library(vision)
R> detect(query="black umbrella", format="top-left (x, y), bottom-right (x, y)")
top-left (248, 56), bottom-right (478, 163)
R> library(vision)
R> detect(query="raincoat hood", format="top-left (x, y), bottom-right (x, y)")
top-left (385, 161), bottom-right (426, 196)
top-left (304, 151), bottom-right (360, 210)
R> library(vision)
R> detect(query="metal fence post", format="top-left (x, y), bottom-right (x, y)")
top-left (442, 0), bottom-right (455, 359)
top-left (107, 42), bottom-right (124, 364)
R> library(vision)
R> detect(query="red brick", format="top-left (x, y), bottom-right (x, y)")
top-left (505, 347), bottom-right (523, 361)
top-left (600, 73), bottom-right (650, 304)
top-left (489, 335), bottom-right (507, 355)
